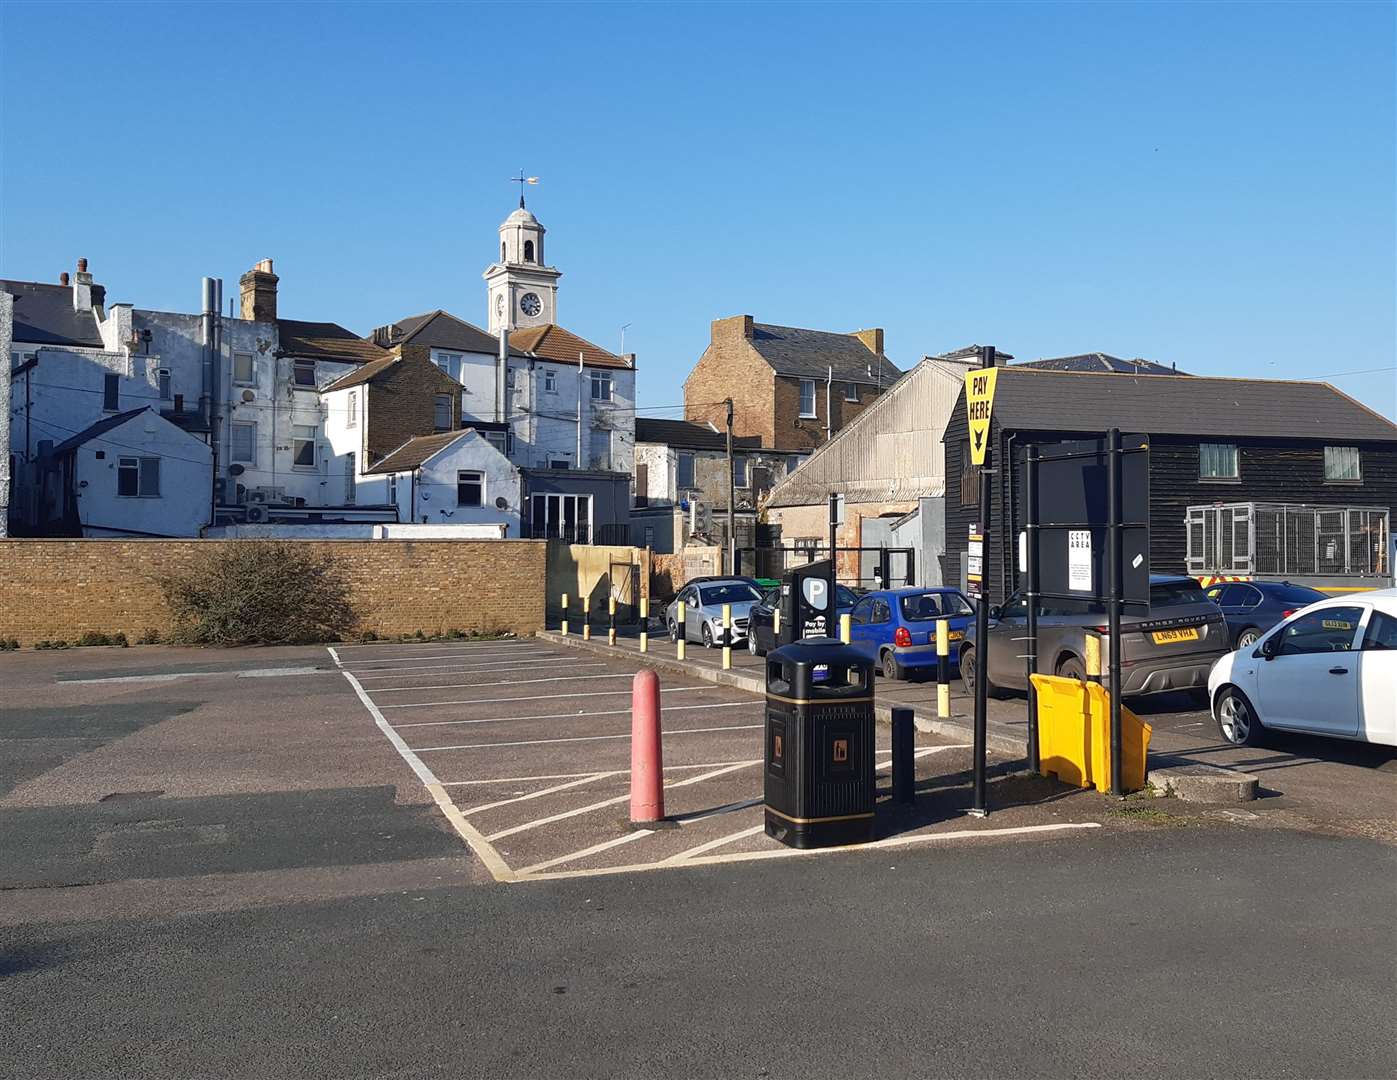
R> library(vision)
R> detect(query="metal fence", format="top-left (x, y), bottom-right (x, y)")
top-left (734, 545), bottom-right (916, 590)
top-left (1187, 501), bottom-right (1390, 578)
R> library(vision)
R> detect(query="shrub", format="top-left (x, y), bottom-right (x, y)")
top-left (77, 631), bottom-right (113, 647)
top-left (0, 638), bottom-right (18, 651)
top-left (113, 632), bottom-right (130, 648)
top-left (137, 628), bottom-right (162, 645)
top-left (160, 541), bottom-right (357, 646)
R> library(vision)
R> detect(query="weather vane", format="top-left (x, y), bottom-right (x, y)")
top-left (510, 170), bottom-right (539, 208)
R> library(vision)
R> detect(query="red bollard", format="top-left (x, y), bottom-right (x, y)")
top-left (630, 668), bottom-right (665, 825)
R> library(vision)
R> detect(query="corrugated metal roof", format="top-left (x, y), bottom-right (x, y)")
top-left (949, 368), bottom-right (1397, 443)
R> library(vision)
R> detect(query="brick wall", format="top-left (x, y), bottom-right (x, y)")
top-left (684, 316), bottom-right (776, 448)
top-left (365, 348), bottom-right (463, 465)
top-left (0, 538), bottom-right (547, 645)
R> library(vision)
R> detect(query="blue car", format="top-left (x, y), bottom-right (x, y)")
top-left (1202, 579), bottom-right (1329, 649)
top-left (847, 587), bottom-right (977, 680)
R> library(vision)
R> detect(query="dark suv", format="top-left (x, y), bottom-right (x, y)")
top-left (960, 574), bottom-right (1229, 699)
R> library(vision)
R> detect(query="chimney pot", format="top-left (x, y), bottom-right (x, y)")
top-left (239, 259), bottom-right (280, 322)
top-left (59, 272), bottom-right (70, 286)
top-left (77, 258), bottom-right (88, 273)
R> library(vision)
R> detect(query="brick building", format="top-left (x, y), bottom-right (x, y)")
top-left (684, 315), bottom-right (901, 453)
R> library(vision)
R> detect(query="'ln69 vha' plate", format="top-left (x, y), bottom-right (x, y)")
top-left (1151, 627), bottom-right (1200, 645)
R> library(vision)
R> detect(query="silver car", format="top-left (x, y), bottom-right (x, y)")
top-left (960, 574), bottom-right (1230, 700)
top-left (665, 578), bottom-right (763, 648)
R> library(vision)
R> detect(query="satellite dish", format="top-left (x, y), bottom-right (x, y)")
top-left (495, 497), bottom-right (508, 510)
top-left (228, 464), bottom-right (245, 476)
top-left (241, 390), bottom-right (255, 403)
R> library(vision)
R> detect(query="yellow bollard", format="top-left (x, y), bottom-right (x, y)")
top-left (676, 600), bottom-right (686, 660)
top-left (839, 612), bottom-right (851, 644)
top-left (561, 593), bottom-right (569, 637)
top-left (773, 605), bottom-right (781, 641)
top-left (608, 595), bottom-right (617, 646)
top-left (721, 603), bottom-right (732, 670)
top-left (583, 596), bottom-right (591, 641)
top-left (639, 597), bottom-right (649, 653)
top-left (936, 618), bottom-right (950, 718)
top-left (1085, 633), bottom-right (1102, 684)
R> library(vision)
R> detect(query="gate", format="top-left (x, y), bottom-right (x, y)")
top-left (734, 545), bottom-right (915, 590)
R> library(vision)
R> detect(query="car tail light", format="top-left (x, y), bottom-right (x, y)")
top-left (1281, 609), bottom-right (1295, 619)
top-left (1091, 625), bottom-right (1109, 634)
top-left (894, 626), bottom-right (912, 647)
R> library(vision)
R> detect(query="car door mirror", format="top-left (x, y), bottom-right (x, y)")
top-left (988, 605), bottom-right (1002, 621)
top-left (1256, 635), bottom-right (1276, 660)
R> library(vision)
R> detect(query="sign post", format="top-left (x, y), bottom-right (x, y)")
top-left (965, 347), bottom-right (999, 818)
top-left (827, 492), bottom-right (844, 632)
top-left (1024, 444), bottom-right (1040, 774)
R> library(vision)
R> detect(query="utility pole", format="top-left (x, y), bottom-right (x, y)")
top-left (725, 397), bottom-right (736, 576)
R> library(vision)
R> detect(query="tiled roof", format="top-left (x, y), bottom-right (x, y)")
top-left (947, 369), bottom-right (1397, 443)
top-left (277, 319), bottom-right (389, 365)
top-left (320, 352), bottom-right (403, 392)
top-left (635, 417), bottom-right (763, 451)
top-left (929, 344), bottom-right (1015, 363)
top-left (749, 323), bottom-right (901, 386)
top-left (364, 430), bottom-right (475, 474)
top-left (370, 310), bottom-right (528, 357)
top-left (50, 407), bottom-right (150, 454)
top-left (1, 279), bottom-right (105, 349)
top-left (508, 324), bottom-right (633, 370)
top-left (1017, 353), bottom-right (1185, 375)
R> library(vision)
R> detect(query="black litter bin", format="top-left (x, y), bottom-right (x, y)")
top-left (764, 638), bottom-right (876, 849)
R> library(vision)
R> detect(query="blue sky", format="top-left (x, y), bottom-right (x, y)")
top-left (3, 1), bottom-right (1393, 418)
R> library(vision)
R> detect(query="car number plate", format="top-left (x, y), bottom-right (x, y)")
top-left (948, 630), bottom-right (964, 641)
top-left (1151, 628), bottom-right (1200, 644)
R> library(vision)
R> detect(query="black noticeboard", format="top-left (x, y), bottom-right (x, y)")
top-left (780, 558), bottom-right (835, 644)
top-left (1028, 435), bottom-right (1150, 611)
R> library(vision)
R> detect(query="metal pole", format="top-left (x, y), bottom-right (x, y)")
top-left (1025, 443), bottom-right (1041, 773)
top-left (936, 618), bottom-right (950, 719)
top-left (676, 600), bottom-right (686, 661)
top-left (725, 397), bottom-right (735, 576)
top-left (608, 595), bottom-right (617, 646)
top-left (827, 492), bottom-right (839, 639)
top-left (971, 344), bottom-right (995, 817)
top-left (639, 596), bottom-right (649, 653)
top-left (721, 603), bottom-right (732, 670)
top-left (561, 592), bottom-right (569, 636)
top-left (1107, 426), bottom-right (1123, 797)
top-left (891, 706), bottom-right (915, 805)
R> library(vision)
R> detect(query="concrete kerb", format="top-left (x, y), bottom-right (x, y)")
top-left (534, 630), bottom-right (1029, 757)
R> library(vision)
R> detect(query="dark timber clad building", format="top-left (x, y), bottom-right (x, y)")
top-left (943, 367), bottom-right (1397, 603)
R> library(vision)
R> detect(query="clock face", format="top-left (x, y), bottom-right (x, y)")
top-left (520, 293), bottom-right (542, 317)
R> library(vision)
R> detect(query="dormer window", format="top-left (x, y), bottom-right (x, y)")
top-left (524, 240), bottom-right (535, 263)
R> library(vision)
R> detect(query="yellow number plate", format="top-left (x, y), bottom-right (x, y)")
top-left (948, 630), bottom-right (964, 641)
top-left (1152, 628), bottom-right (1200, 644)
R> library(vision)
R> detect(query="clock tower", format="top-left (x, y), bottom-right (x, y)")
top-left (483, 198), bottom-right (561, 334)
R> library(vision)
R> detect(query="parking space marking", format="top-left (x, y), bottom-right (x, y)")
top-left (459, 772), bottom-right (621, 814)
top-left (517, 830), bottom-right (655, 876)
top-left (415, 722), bottom-right (762, 753)
top-left (357, 667), bottom-right (612, 687)
top-left (389, 700), bottom-right (751, 722)
top-left (347, 656), bottom-right (571, 677)
top-left (387, 686), bottom-right (709, 714)
top-left (666, 824), bottom-right (767, 862)
top-left (340, 644), bottom-right (541, 664)
top-left (439, 761), bottom-right (760, 786)
top-left (485, 761), bottom-right (761, 841)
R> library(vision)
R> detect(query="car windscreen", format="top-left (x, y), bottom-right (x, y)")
top-left (900, 593), bottom-right (974, 621)
top-left (699, 583), bottom-right (762, 606)
top-left (836, 585), bottom-right (860, 607)
top-left (1278, 585), bottom-right (1327, 603)
top-left (1150, 580), bottom-right (1210, 607)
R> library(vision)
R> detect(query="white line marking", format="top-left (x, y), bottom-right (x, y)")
top-left (517, 830), bottom-right (654, 875)
top-left (348, 656), bottom-right (570, 676)
top-left (523, 823), bottom-right (1104, 883)
top-left (379, 686), bottom-right (709, 707)
top-left (667, 824), bottom-right (767, 862)
top-left (486, 761), bottom-right (760, 841)
top-left (439, 761), bottom-right (762, 785)
top-left (356, 666), bottom-right (610, 686)
top-left (341, 645), bottom-right (540, 663)
top-left (336, 639), bottom-right (533, 652)
top-left (415, 722), bottom-right (761, 752)
top-left (326, 646), bottom-right (516, 883)
top-left (234, 666), bottom-right (335, 678)
top-left (460, 772), bottom-right (620, 814)
top-left (389, 700), bottom-right (751, 723)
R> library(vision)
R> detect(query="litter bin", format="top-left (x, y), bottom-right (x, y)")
top-left (764, 638), bottom-right (876, 848)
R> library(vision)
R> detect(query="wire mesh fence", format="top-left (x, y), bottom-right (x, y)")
top-left (1189, 502), bottom-right (1389, 577)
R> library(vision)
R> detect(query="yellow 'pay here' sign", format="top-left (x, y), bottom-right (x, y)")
top-left (964, 367), bottom-right (999, 465)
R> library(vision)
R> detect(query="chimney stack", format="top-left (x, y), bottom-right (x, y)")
top-left (854, 328), bottom-right (884, 356)
top-left (71, 258), bottom-right (93, 313)
top-left (59, 272), bottom-right (69, 286)
top-left (239, 258), bottom-right (279, 322)
top-left (713, 314), bottom-right (754, 341)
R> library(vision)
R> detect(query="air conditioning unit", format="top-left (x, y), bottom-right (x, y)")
top-left (247, 489), bottom-right (269, 504)
top-left (246, 504), bottom-right (269, 524)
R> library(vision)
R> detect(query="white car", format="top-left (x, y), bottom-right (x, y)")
top-left (1207, 588), bottom-right (1397, 747)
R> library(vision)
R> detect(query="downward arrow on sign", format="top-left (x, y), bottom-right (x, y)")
top-left (973, 430), bottom-right (984, 451)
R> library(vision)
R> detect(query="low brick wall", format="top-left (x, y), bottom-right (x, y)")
top-left (0, 538), bottom-right (546, 645)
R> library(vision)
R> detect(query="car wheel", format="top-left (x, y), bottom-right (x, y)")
top-left (1057, 656), bottom-right (1087, 682)
top-left (668, 619), bottom-right (680, 644)
top-left (701, 623), bottom-right (714, 649)
top-left (960, 646), bottom-right (1000, 698)
top-left (748, 631), bottom-right (762, 656)
top-left (1215, 686), bottom-right (1265, 747)
top-left (1236, 627), bottom-right (1261, 649)
top-left (881, 650), bottom-right (905, 681)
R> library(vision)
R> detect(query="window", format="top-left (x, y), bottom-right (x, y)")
top-left (1363, 610), bottom-right (1397, 650)
top-left (1150, 579), bottom-right (1210, 606)
top-left (544, 369), bottom-right (557, 393)
top-left (1199, 442), bottom-right (1239, 480)
top-left (117, 456), bottom-right (159, 497)
top-left (590, 428), bottom-right (612, 470)
top-left (698, 583), bottom-right (763, 606)
top-left (590, 371), bottom-right (613, 402)
top-left (529, 492), bottom-right (592, 542)
top-left (799, 379), bottom-right (817, 418)
top-left (869, 599), bottom-right (892, 624)
top-left (844, 382), bottom-right (859, 402)
top-left (233, 352), bottom-right (254, 384)
top-left (734, 456), bottom-right (749, 487)
top-left (506, 366), bottom-right (517, 391)
top-left (523, 240), bottom-right (535, 262)
top-left (901, 592), bottom-right (974, 620)
top-left (292, 424), bottom-right (317, 469)
top-left (294, 359), bottom-right (316, 387)
top-left (433, 394), bottom-right (452, 432)
top-left (959, 439), bottom-right (979, 507)
top-left (501, 241), bottom-right (506, 261)
top-left (346, 391), bottom-right (357, 428)
top-left (1273, 605), bottom-right (1365, 656)
top-left (157, 369), bottom-right (172, 401)
top-left (1324, 446), bottom-right (1361, 483)
top-left (849, 596), bottom-right (876, 625)
top-left (456, 470), bottom-right (484, 507)
top-left (548, 458), bottom-right (570, 470)
top-left (786, 456), bottom-right (801, 475)
top-left (484, 431), bottom-right (506, 455)
top-left (677, 451), bottom-right (695, 489)
top-left (230, 422), bottom-right (256, 464)
top-left (387, 474), bottom-right (398, 506)
top-left (433, 352), bottom-right (462, 381)
top-left (103, 373), bottom-right (119, 411)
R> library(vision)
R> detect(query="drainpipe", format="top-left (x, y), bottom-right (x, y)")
top-left (576, 352), bottom-right (584, 467)
top-left (200, 278), bottom-right (216, 427)
top-left (825, 365), bottom-right (833, 443)
top-left (497, 327), bottom-right (509, 424)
